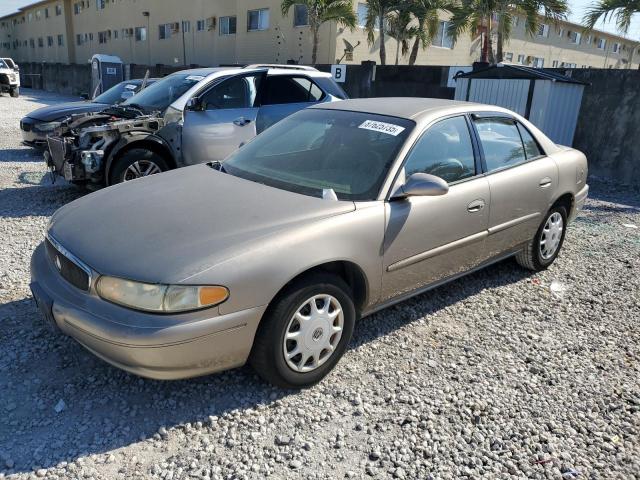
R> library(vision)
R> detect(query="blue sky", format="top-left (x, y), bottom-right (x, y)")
top-left (1, 0), bottom-right (638, 39)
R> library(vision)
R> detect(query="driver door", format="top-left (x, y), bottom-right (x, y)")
top-left (381, 115), bottom-right (491, 301)
top-left (181, 72), bottom-right (265, 166)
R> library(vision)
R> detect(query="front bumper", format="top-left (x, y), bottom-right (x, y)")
top-left (20, 118), bottom-right (48, 147)
top-left (30, 243), bottom-right (266, 380)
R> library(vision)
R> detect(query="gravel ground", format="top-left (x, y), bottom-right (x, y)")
top-left (1, 90), bottom-right (639, 480)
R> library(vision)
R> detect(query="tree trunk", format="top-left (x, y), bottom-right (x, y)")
top-left (481, 27), bottom-right (489, 62)
top-left (379, 12), bottom-right (386, 65)
top-left (496, 31), bottom-right (503, 63)
top-left (487, 33), bottom-right (495, 64)
top-left (311, 25), bottom-right (319, 64)
top-left (408, 18), bottom-right (424, 65)
top-left (395, 40), bottom-right (400, 64)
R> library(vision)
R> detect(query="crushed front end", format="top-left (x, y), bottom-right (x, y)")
top-left (45, 110), bottom-right (164, 186)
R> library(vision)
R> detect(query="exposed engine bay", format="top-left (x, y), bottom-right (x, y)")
top-left (45, 106), bottom-right (167, 186)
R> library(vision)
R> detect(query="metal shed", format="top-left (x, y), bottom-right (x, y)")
top-left (454, 64), bottom-right (588, 146)
top-left (90, 54), bottom-right (124, 97)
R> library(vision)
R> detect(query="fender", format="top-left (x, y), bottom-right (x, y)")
top-left (104, 132), bottom-right (176, 183)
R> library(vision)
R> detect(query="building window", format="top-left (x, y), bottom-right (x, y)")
top-left (159, 24), bottom-right (173, 40)
top-left (113, 29), bottom-right (118, 39)
top-left (76, 34), bottom-right (82, 45)
top-left (504, 52), bottom-right (513, 62)
top-left (247, 8), bottom-right (270, 31)
top-left (294, 4), bottom-right (309, 26)
top-left (45, 8), bottom-right (50, 18)
top-left (38, 37), bottom-right (44, 47)
top-left (30, 38), bottom-right (35, 48)
top-left (56, 5), bottom-right (63, 16)
top-left (568, 31), bottom-right (581, 44)
top-left (586, 34), bottom-right (592, 44)
top-left (220, 16), bottom-right (237, 35)
top-left (557, 28), bottom-right (564, 37)
top-left (532, 57), bottom-right (544, 68)
top-left (36, 10), bottom-right (41, 20)
top-left (517, 54), bottom-right (525, 64)
top-left (536, 24), bottom-right (549, 37)
top-left (182, 20), bottom-right (191, 33)
top-left (597, 38), bottom-right (606, 49)
top-left (96, 0), bottom-right (105, 10)
top-left (74, 3), bottom-right (81, 15)
top-left (434, 21), bottom-right (453, 48)
top-left (612, 42), bottom-right (620, 53)
top-left (47, 36), bottom-right (53, 47)
top-left (552, 60), bottom-right (558, 67)
top-left (28, 13), bottom-right (33, 22)
top-left (135, 26), bottom-right (147, 42)
top-left (197, 19), bottom-right (206, 31)
top-left (98, 31), bottom-right (109, 44)
top-left (357, 3), bottom-right (368, 27)
top-left (58, 34), bottom-right (64, 46)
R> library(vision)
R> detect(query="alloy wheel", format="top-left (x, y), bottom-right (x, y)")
top-left (539, 212), bottom-right (563, 260)
top-left (122, 160), bottom-right (162, 182)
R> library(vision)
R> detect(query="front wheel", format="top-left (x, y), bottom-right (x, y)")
top-left (250, 273), bottom-right (356, 388)
top-left (109, 148), bottom-right (169, 185)
top-left (516, 206), bottom-right (567, 271)
top-left (9, 87), bottom-right (19, 98)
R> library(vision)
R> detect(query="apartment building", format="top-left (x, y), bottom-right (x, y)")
top-left (0, 0), bottom-right (638, 69)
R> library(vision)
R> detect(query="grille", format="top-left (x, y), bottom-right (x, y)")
top-left (45, 237), bottom-right (91, 291)
top-left (47, 136), bottom-right (68, 171)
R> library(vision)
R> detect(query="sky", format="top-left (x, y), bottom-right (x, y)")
top-left (0, 0), bottom-right (638, 40)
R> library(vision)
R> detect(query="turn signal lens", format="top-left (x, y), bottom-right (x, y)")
top-left (199, 286), bottom-right (229, 306)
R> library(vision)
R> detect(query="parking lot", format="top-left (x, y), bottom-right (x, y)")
top-left (0, 89), bottom-right (639, 479)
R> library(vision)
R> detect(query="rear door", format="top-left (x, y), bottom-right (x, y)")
top-left (256, 74), bottom-right (327, 134)
top-left (181, 72), bottom-right (265, 165)
top-left (471, 115), bottom-right (558, 257)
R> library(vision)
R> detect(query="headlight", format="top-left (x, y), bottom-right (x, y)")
top-left (96, 276), bottom-right (229, 313)
top-left (37, 121), bottom-right (62, 132)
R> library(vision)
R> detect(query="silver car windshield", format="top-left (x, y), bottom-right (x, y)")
top-left (223, 109), bottom-right (414, 201)
top-left (123, 72), bottom-right (204, 111)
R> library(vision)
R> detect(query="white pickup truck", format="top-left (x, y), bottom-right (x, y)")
top-left (0, 58), bottom-right (20, 97)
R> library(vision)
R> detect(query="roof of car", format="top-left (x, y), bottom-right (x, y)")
top-left (311, 98), bottom-right (485, 120)
top-left (168, 66), bottom-right (330, 78)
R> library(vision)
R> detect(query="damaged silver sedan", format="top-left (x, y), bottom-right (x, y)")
top-left (44, 65), bottom-right (346, 187)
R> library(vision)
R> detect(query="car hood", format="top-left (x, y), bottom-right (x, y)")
top-left (48, 165), bottom-right (355, 284)
top-left (26, 101), bottom-right (108, 122)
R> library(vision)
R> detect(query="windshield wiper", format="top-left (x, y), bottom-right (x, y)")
top-left (207, 161), bottom-right (226, 173)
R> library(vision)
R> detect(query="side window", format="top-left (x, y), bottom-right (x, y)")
top-left (403, 116), bottom-right (476, 183)
top-left (517, 123), bottom-right (543, 159)
top-left (201, 75), bottom-right (259, 110)
top-left (263, 76), bottom-right (324, 105)
top-left (474, 118), bottom-right (526, 172)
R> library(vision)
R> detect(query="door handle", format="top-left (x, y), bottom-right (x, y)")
top-left (467, 199), bottom-right (485, 213)
top-left (233, 117), bottom-right (252, 127)
top-left (539, 177), bottom-right (552, 188)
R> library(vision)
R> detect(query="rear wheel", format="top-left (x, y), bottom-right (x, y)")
top-left (109, 148), bottom-right (169, 185)
top-left (250, 273), bottom-right (356, 388)
top-left (516, 206), bottom-right (567, 271)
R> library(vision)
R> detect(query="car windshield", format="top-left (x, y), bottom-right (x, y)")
top-left (223, 109), bottom-right (414, 201)
top-left (93, 82), bottom-right (141, 105)
top-left (123, 72), bottom-right (206, 111)
top-left (0, 60), bottom-right (7, 69)
top-left (4, 59), bottom-right (16, 69)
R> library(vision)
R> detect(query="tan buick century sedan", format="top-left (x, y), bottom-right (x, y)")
top-left (31, 98), bottom-right (589, 388)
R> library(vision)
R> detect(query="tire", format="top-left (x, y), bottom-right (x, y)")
top-left (516, 206), bottom-right (567, 271)
top-left (108, 148), bottom-right (169, 185)
top-left (250, 273), bottom-right (356, 389)
top-left (9, 87), bottom-right (19, 98)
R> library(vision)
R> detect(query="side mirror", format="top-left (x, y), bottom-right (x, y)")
top-left (80, 93), bottom-right (90, 100)
top-left (394, 173), bottom-right (449, 198)
top-left (186, 97), bottom-right (203, 112)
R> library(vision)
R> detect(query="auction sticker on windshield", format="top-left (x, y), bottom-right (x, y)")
top-left (358, 120), bottom-right (405, 136)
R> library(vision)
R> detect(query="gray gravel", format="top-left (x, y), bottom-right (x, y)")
top-left (1, 90), bottom-right (639, 480)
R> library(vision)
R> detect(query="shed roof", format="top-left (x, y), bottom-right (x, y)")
top-left (455, 64), bottom-right (588, 85)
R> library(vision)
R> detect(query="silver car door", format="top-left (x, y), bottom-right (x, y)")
top-left (472, 116), bottom-right (559, 257)
top-left (256, 75), bottom-right (327, 134)
top-left (381, 115), bottom-right (491, 302)
top-left (181, 73), bottom-right (265, 165)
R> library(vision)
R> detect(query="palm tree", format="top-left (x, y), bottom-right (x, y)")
top-left (387, 7), bottom-right (419, 63)
top-left (447, 0), bottom-right (567, 63)
top-left (583, 0), bottom-right (639, 33)
top-left (281, 0), bottom-right (357, 64)
top-left (407, 0), bottom-right (454, 65)
top-left (364, 0), bottom-right (397, 64)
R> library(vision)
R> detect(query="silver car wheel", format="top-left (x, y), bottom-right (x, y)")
top-left (539, 212), bottom-right (563, 260)
top-left (123, 160), bottom-right (162, 182)
top-left (283, 294), bottom-right (344, 373)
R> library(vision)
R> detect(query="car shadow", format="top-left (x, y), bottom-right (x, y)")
top-left (0, 257), bottom-right (531, 474)
top-left (0, 183), bottom-right (82, 218)
top-left (0, 147), bottom-right (43, 163)
top-left (19, 88), bottom-right (82, 107)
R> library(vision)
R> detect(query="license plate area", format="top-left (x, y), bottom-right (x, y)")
top-left (30, 283), bottom-right (58, 332)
